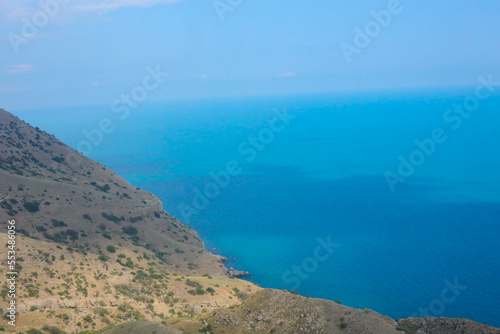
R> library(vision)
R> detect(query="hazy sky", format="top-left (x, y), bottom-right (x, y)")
top-left (1, 0), bottom-right (499, 110)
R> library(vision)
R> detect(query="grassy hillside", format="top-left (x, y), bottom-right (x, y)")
top-left (0, 233), bottom-right (260, 333)
top-left (100, 321), bottom-right (183, 334)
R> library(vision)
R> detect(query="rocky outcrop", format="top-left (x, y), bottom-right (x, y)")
top-left (175, 289), bottom-right (500, 333)
top-left (176, 289), bottom-right (403, 334)
top-left (228, 267), bottom-right (250, 277)
top-left (212, 254), bottom-right (228, 262)
top-left (397, 317), bottom-right (500, 334)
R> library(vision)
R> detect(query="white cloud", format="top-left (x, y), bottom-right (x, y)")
top-left (0, 1), bottom-right (35, 21)
top-left (73, 0), bottom-right (182, 13)
top-left (278, 72), bottom-right (296, 78)
top-left (7, 64), bottom-right (35, 74)
top-left (0, 0), bottom-right (182, 21)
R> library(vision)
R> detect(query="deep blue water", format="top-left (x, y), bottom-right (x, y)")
top-left (16, 90), bottom-right (500, 326)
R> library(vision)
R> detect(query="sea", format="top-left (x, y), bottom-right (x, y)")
top-left (16, 88), bottom-right (500, 327)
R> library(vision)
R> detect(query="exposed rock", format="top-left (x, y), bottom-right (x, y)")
top-left (397, 317), bottom-right (500, 334)
top-left (176, 289), bottom-right (403, 334)
top-left (212, 254), bottom-right (228, 262)
top-left (228, 267), bottom-right (250, 277)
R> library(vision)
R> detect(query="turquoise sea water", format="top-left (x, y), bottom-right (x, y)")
top-left (17, 89), bottom-right (500, 326)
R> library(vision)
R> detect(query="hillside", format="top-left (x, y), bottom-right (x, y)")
top-left (0, 108), bottom-right (259, 332)
top-left (0, 108), bottom-right (225, 275)
top-left (0, 233), bottom-right (260, 332)
top-left (1, 108), bottom-right (499, 334)
top-left (100, 321), bottom-right (183, 334)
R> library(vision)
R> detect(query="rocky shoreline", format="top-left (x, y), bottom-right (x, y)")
top-left (211, 253), bottom-right (251, 278)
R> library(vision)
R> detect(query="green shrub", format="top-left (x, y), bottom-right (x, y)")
top-left (36, 226), bottom-right (47, 233)
top-left (52, 156), bottom-right (65, 163)
top-left (122, 226), bottom-right (138, 236)
top-left (51, 219), bottom-right (68, 227)
top-left (98, 255), bottom-right (109, 262)
top-left (95, 307), bottom-right (109, 316)
top-left (65, 229), bottom-right (79, 241)
top-left (41, 325), bottom-right (66, 334)
top-left (23, 201), bottom-right (40, 213)
top-left (56, 314), bottom-right (70, 320)
top-left (102, 213), bottom-right (123, 223)
top-left (198, 324), bottom-right (213, 333)
top-left (129, 216), bottom-right (143, 223)
top-left (106, 245), bottom-right (116, 253)
top-left (27, 329), bottom-right (43, 334)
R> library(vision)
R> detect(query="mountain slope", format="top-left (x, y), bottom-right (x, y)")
top-left (0, 108), bottom-right (225, 275)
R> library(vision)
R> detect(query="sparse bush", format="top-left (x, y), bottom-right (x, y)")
top-left (23, 201), bottom-right (40, 213)
top-left (52, 156), bottom-right (65, 163)
top-left (65, 229), bottom-right (79, 241)
top-left (36, 226), bottom-right (47, 233)
top-left (129, 216), bottom-right (143, 223)
top-left (56, 314), bottom-right (70, 320)
top-left (27, 329), bottom-right (43, 334)
top-left (41, 325), bottom-right (66, 334)
top-left (102, 213), bottom-right (123, 223)
top-left (198, 324), bottom-right (213, 333)
top-left (52, 219), bottom-right (68, 227)
top-left (339, 316), bottom-right (347, 329)
top-left (95, 307), bottom-right (109, 316)
top-left (91, 182), bottom-right (110, 193)
top-left (122, 226), bottom-right (138, 236)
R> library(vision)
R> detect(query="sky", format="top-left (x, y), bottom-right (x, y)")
top-left (0, 0), bottom-right (499, 110)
